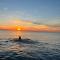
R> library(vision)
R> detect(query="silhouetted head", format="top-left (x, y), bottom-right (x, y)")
top-left (19, 36), bottom-right (21, 40)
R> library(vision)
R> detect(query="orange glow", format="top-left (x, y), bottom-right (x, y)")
top-left (16, 25), bottom-right (21, 31)
top-left (0, 18), bottom-right (60, 32)
top-left (17, 28), bottom-right (21, 31)
top-left (0, 25), bottom-right (60, 32)
top-left (0, 20), bottom-right (60, 32)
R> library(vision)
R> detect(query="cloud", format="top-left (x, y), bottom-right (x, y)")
top-left (47, 24), bottom-right (60, 27)
top-left (32, 17), bottom-right (60, 27)
top-left (0, 18), bottom-right (33, 26)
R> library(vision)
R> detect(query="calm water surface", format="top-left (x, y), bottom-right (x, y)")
top-left (0, 30), bottom-right (60, 60)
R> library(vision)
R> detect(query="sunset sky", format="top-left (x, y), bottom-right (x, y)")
top-left (0, 0), bottom-right (60, 32)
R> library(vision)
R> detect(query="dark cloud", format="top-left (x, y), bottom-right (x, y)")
top-left (33, 22), bottom-right (42, 25)
top-left (33, 21), bottom-right (60, 27)
top-left (46, 23), bottom-right (60, 27)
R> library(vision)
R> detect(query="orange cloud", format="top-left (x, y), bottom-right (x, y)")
top-left (0, 18), bottom-right (60, 32)
top-left (0, 25), bottom-right (60, 32)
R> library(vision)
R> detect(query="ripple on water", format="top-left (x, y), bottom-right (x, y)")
top-left (0, 39), bottom-right (60, 60)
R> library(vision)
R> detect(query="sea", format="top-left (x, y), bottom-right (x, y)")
top-left (0, 30), bottom-right (60, 60)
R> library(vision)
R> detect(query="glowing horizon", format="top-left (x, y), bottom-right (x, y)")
top-left (0, 19), bottom-right (60, 32)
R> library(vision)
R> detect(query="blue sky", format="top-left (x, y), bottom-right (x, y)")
top-left (0, 0), bottom-right (60, 26)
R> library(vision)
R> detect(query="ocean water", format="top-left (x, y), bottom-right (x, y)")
top-left (0, 30), bottom-right (60, 60)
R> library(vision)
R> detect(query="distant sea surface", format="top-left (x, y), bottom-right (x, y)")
top-left (0, 30), bottom-right (60, 60)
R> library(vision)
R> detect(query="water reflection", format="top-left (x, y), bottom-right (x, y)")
top-left (9, 31), bottom-right (22, 39)
top-left (8, 45), bottom-right (25, 53)
top-left (0, 30), bottom-right (22, 39)
top-left (0, 38), bottom-right (60, 60)
top-left (0, 31), bottom-right (60, 44)
top-left (0, 31), bottom-right (60, 60)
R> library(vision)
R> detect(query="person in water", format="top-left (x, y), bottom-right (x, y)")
top-left (19, 36), bottom-right (21, 40)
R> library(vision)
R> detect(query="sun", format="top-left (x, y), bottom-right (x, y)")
top-left (17, 28), bottom-right (21, 31)
top-left (16, 25), bottom-right (21, 31)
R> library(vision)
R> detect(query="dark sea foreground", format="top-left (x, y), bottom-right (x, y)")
top-left (0, 38), bottom-right (60, 60)
top-left (0, 31), bottom-right (60, 60)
